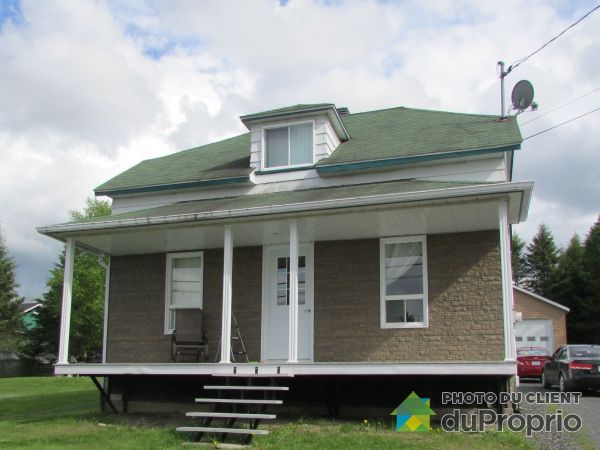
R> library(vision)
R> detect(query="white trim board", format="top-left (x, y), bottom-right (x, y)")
top-left (54, 361), bottom-right (516, 377)
top-left (513, 286), bottom-right (570, 312)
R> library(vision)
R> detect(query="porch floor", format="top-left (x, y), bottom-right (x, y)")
top-left (55, 361), bottom-right (516, 377)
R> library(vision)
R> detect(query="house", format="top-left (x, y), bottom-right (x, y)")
top-left (513, 286), bottom-right (569, 354)
top-left (38, 103), bottom-right (532, 419)
top-left (20, 300), bottom-right (41, 330)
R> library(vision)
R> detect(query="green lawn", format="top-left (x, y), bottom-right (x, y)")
top-left (0, 377), bottom-right (534, 449)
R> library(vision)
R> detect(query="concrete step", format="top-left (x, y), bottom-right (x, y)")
top-left (186, 412), bottom-right (276, 420)
top-left (176, 426), bottom-right (269, 435)
top-left (195, 398), bottom-right (282, 405)
top-left (204, 385), bottom-right (289, 391)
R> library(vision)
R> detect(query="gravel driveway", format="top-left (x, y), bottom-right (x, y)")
top-left (518, 380), bottom-right (599, 449)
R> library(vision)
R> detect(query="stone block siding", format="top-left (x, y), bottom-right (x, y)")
top-left (513, 288), bottom-right (567, 350)
top-left (106, 254), bottom-right (171, 362)
top-left (313, 231), bottom-right (505, 362)
top-left (106, 247), bottom-right (262, 363)
top-left (106, 230), bottom-right (505, 363)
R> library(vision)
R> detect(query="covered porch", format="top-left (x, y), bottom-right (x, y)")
top-left (39, 180), bottom-right (532, 376)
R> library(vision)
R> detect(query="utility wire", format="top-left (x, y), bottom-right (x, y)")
top-left (506, 4), bottom-right (600, 75)
top-left (521, 87), bottom-right (600, 125)
top-left (523, 106), bottom-right (600, 140)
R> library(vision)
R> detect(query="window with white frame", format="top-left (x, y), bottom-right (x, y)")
top-left (165, 251), bottom-right (203, 333)
top-left (380, 236), bottom-right (428, 328)
top-left (264, 123), bottom-right (313, 168)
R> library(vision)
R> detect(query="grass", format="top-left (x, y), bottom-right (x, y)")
top-left (0, 377), bottom-right (535, 449)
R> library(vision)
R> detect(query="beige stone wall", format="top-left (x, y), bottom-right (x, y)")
top-left (106, 247), bottom-right (262, 363)
top-left (313, 231), bottom-right (505, 362)
top-left (106, 230), bottom-right (505, 364)
top-left (513, 288), bottom-right (567, 350)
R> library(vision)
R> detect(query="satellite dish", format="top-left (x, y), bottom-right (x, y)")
top-left (511, 80), bottom-right (535, 111)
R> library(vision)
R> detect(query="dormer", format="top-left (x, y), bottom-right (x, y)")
top-left (240, 104), bottom-right (350, 175)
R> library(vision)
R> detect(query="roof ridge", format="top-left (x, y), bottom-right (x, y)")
top-left (345, 105), bottom-right (505, 119)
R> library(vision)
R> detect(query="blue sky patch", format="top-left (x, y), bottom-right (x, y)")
top-left (0, 0), bottom-right (24, 30)
top-left (125, 23), bottom-right (204, 60)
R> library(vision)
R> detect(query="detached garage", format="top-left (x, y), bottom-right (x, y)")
top-left (513, 286), bottom-right (570, 354)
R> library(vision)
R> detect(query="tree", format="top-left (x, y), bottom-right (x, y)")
top-left (546, 234), bottom-right (587, 343)
top-left (581, 216), bottom-right (600, 343)
top-left (523, 224), bottom-right (558, 297)
top-left (23, 198), bottom-right (111, 361)
top-left (511, 233), bottom-right (526, 286)
top-left (0, 227), bottom-right (23, 353)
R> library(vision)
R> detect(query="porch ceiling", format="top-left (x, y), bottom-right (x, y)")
top-left (55, 197), bottom-right (512, 255)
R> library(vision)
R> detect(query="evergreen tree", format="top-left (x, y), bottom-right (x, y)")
top-left (547, 234), bottom-right (587, 342)
top-left (23, 198), bottom-right (111, 361)
top-left (523, 224), bottom-right (558, 297)
top-left (511, 233), bottom-right (526, 286)
top-left (582, 216), bottom-right (600, 344)
top-left (0, 228), bottom-right (23, 353)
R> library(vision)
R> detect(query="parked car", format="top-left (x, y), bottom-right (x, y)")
top-left (517, 347), bottom-right (550, 379)
top-left (542, 345), bottom-right (600, 392)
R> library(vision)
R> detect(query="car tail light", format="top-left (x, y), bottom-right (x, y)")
top-left (569, 362), bottom-right (593, 370)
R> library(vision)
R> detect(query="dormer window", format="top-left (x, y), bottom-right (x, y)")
top-left (265, 123), bottom-right (313, 169)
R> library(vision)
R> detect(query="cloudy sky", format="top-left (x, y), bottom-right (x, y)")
top-left (1, 0), bottom-right (599, 299)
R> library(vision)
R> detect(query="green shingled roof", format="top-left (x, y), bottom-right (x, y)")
top-left (84, 179), bottom-right (493, 226)
top-left (95, 105), bottom-right (521, 196)
top-left (317, 107), bottom-right (521, 166)
top-left (95, 133), bottom-right (252, 195)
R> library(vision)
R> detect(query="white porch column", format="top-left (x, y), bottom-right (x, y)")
top-left (220, 226), bottom-right (233, 363)
top-left (288, 220), bottom-right (299, 363)
top-left (58, 238), bottom-right (75, 364)
top-left (499, 201), bottom-right (516, 361)
top-left (101, 256), bottom-right (111, 364)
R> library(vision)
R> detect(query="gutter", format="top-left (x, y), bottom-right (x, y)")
top-left (316, 144), bottom-right (521, 175)
top-left (38, 181), bottom-right (533, 237)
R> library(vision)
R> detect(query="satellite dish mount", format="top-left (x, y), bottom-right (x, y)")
top-left (497, 61), bottom-right (537, 119)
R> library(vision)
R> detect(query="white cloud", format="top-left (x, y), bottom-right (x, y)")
top-left (1, 0), bottom-right (599, 297)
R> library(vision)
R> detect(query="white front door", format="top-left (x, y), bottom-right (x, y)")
top-left (262, 244), bottom-right (314, 362)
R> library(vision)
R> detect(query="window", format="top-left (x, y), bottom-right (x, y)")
top-left (165, 251), bottom-right (203, 334)
top-left (380, 236), bottom-right (428, 328)
top-left (265, 123), bottom-right (313, 168)
top-left (276, 256), bottom-right (306, 306)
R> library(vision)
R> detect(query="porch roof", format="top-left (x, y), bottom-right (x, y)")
top-left (39, 179), bottom-right (532, 239)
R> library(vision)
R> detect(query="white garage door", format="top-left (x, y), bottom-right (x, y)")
top-left (515, 319), bottom-right (553, 354)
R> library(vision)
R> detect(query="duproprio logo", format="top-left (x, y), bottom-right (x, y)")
top-left (390, 391), bottom-right (436, 432)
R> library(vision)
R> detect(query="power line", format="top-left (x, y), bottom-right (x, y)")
top-left (521, 87), bottom-right (600, 125)
top-left (506, 4), bottom-right (600, 75)
top-left (523, 106), bottom-right (600, 140)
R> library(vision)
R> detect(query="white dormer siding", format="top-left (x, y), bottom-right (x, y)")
top-left (315, 116), bottom-right (341, 161)
top-left (249, 113), bottom-right (341, 183)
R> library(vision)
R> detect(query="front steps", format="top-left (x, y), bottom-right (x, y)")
top-left (176, 375), bottom-right (291, 446)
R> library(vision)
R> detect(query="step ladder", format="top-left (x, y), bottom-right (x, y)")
top-left (215, 313), bottom-right (249, 363)
top-left (176, 374), bottom-right (292, 446)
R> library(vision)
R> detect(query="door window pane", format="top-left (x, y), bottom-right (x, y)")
top-left (275, 256), bottom-right (306, 306)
